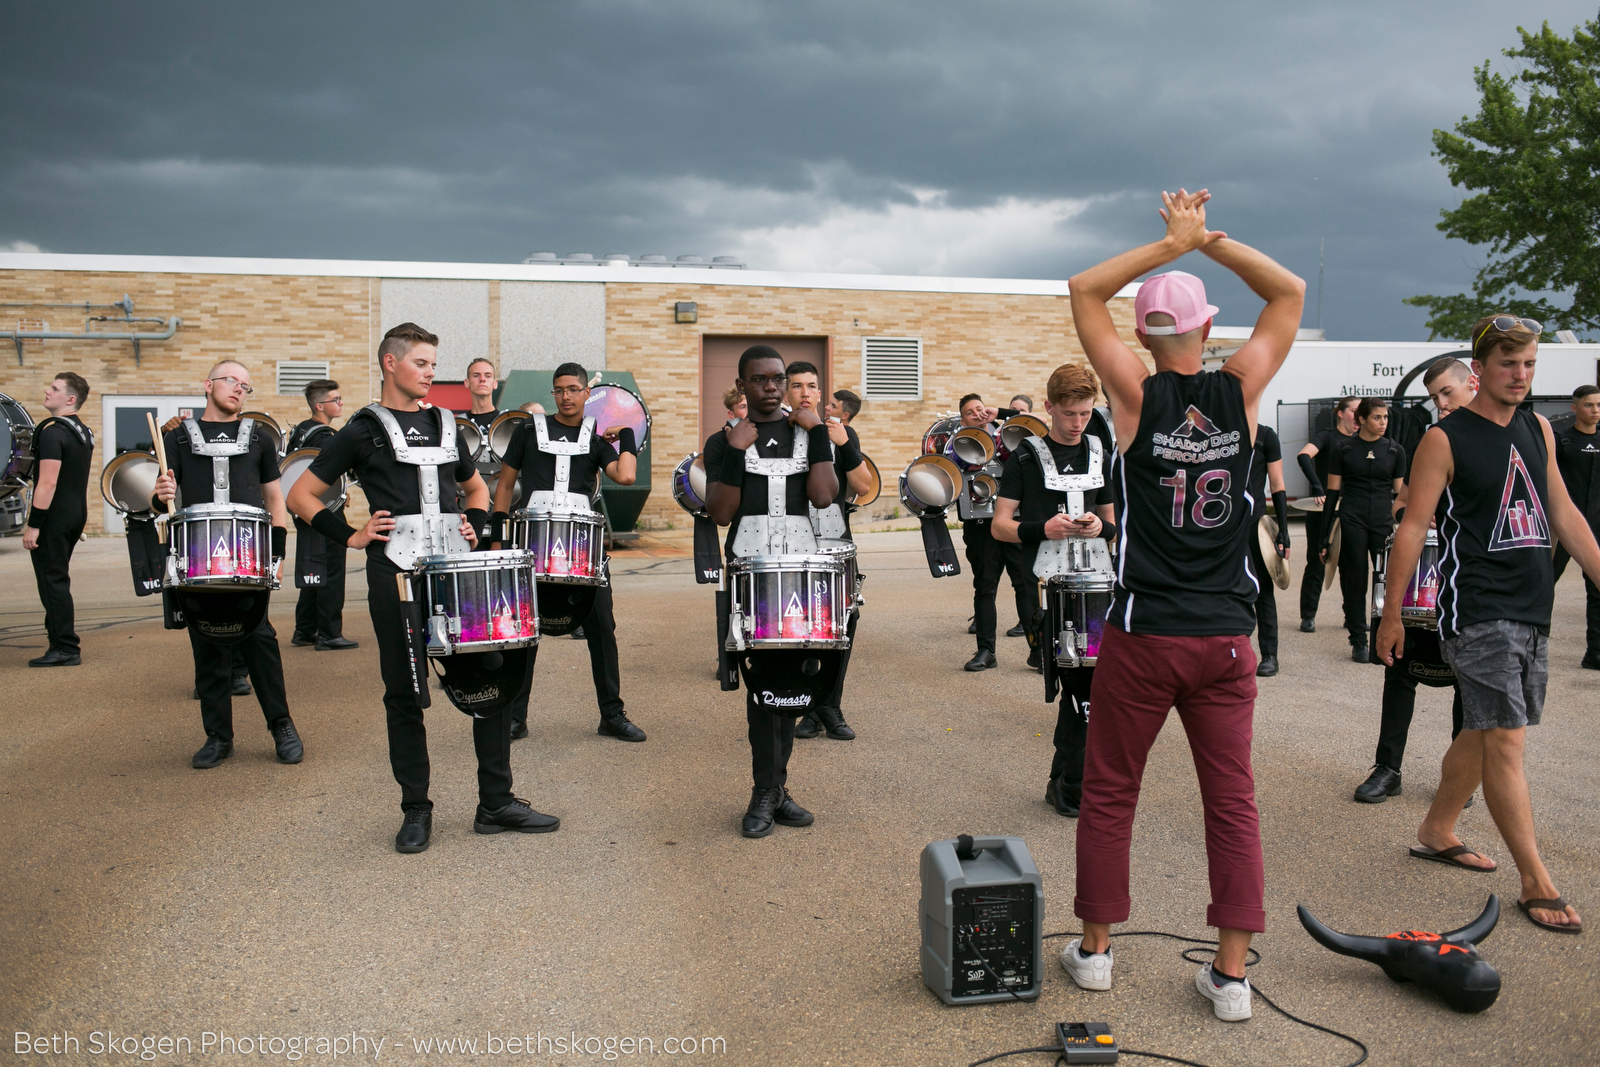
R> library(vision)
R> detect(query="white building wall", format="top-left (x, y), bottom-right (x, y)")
top-left (500, 280), bottom-right (606, 372)
top-left (379, 279), bottom-right (490, 379)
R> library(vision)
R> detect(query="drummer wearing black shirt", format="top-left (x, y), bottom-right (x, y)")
top-left (1246, 425), bottom-right (1291, 676)
top-left (287, 378), bottom-right (357, 651)
top-left (25, 371), bottom-right (94, 667)
top-left (1322, 398), bottom-right (1406, 662)
top-left (703, 345), bottom-right (839, 837)
top-left (492, 361), bottom-right (642, 743)
top-left (290, 322), bottom-right (555, 854)
top-left (786, 363), bottom-right (865, 742)
top-left (958, 393), bottom-right (1032, 671)
top-left (1554, 384), bottom-right (1600, 668)
top-left (993, 364), bottom-right (1115, 818)
top-left (153, 360), bottom-right (302, 770)
top-left (1295, 397), bottom-right (1358, 631)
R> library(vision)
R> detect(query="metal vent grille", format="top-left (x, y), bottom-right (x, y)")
top-left (276, 360), bottom-right (331, 396)
top-left (861, 337), bottom-right (922, 400)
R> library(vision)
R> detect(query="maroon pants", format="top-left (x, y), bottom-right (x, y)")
top-left (1075, 625), bottom-right (1266, 933)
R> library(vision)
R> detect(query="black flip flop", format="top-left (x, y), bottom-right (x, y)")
top-left (1408, 844), bottom-right (1496, 872)
top-left (1518, 896), bottom-right (1583, 935)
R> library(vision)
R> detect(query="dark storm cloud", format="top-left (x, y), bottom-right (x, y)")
top-left (3, 1), bottom-right (1594, 339)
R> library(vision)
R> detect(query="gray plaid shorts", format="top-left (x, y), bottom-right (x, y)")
top-left (1441, 620), bottom-right (1548, 731)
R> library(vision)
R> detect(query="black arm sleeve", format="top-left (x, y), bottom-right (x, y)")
top-left (1297, 452), bottom-right (1324, 496)
top-left (835, 426), bottom-right (863, 472)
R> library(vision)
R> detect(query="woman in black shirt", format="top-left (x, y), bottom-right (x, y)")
top-left (1322, 398), bottom-right (1406, 660)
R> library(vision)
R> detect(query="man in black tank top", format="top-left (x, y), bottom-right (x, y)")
top-left (24, 371), bottom-right (94, 666)
top-left (1377, 317), bottom-right (1600, 934)
top-left (1065, 189), bottom-right (1305, 1019)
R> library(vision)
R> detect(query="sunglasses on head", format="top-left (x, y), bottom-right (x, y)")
top-left (1472, 316), bottom-right (1542, 355)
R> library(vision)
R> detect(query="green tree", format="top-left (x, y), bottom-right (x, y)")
top-left (1406, 15), bottom-right (1600, 340)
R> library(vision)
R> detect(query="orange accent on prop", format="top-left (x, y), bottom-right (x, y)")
top-left (1385, 930), bottom-right (1442, 941)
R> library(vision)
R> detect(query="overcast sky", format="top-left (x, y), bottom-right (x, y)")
top-left (3, 1), bottom-right (1592, 341)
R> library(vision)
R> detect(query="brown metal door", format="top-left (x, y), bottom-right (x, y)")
top-left (700, 336), bottom-right (827, 445)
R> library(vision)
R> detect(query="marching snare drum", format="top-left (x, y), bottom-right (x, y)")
top-left (419, 550), bottom-right (539, 656)
top-left (279, 448), bottom-right (348, 509)
top-left (814, 538), bottom-right (861, 609)
top-left (168, 503), bottom-right (275, 589)
top-left (510, 502), bottom-right (607, 584)
top-left (726, 553), bottom-right (851, 650)
top-left (671, 452), bottom-right (710, 516)
top-left (1045, 571), bottom-right (1114, 668)
top-left (1372, 530), bottom-right (1441, 630)
top-left (0, 392), bottom-right (36, 498)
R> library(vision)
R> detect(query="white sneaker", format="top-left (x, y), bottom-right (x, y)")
top-left (1059, 938), bottom-right (1113, 991)
top-left (1195, 962), bottom-right (1252, 1022)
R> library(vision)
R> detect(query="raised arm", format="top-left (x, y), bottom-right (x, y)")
top-left (1070, 189), bottom-right (1225, 448)
top-left (1212, 240), bottom-right (1306, 416)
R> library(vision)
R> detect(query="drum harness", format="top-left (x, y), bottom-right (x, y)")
top-left (528, 412), bottom-right (609, 586)
top-left (179, 417), bottom-right (256, 508)
top-left (1024, 433), bottom-right (1113, 580)
top-left (725, 424), bottom-right (822, 653)
top-left (808, 437), bottom-right (849, 541)
top-left (32, 414), bottom-right (93, 456)
top-left (359, 404), bottom-right (470, 571)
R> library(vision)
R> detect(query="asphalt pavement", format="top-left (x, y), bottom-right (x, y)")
top-left (1, 528), bottom-right (1595, 1066)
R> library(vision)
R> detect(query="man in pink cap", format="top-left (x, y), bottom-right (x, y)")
top-left (1062, 190), bottom-right (1305, 1022)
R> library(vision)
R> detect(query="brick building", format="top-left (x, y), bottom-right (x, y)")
top-left (0, 253), bottom-right (1139, 534)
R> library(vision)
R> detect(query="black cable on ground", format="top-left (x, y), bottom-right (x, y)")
top-left (966, 930), bottom-right (1368, 1067)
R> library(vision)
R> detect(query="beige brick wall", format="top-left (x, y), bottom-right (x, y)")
top-left (2, 266), bottom-right (1142, 535)
top-left (604, 282), bottom-right (1142, 527)
top-left (0, 270), bottom-right (378, 534)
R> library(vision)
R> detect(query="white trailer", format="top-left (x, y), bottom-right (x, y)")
top-left (1225, 341), bottom-right (1600, 497)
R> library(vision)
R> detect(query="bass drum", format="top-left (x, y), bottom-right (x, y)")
top-left (586, 384), bottom-right (651, 457)
top-left (0, 392), bottom-right (36, 499)
top-left (101, 450), bottom-right (162, 515)
top-left (240, 411), bottom-right (285, 457)
top-left (279, 448), bottom-right (348, 509)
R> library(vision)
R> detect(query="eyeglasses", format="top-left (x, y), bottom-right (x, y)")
top-left (742, 374), bottom-right (788, 388)
top-left (1472, 317), bottom-right (1542, 354)
top-left (317, 396), bottom-right (343, 406)
top-left (551, 386), bottom-right (586, 398)
top-left (209, 375), bottom-right (253, 395)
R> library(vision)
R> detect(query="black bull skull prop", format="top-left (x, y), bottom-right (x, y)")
top-left (1297, 896), bottom-right (1501, 1013)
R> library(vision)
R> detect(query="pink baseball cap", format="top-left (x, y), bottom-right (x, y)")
top-left (1135, 271), bottom-right (1219, 335)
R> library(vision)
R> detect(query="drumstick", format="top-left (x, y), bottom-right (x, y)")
top-left (147, 412), bottom-right (174, 541)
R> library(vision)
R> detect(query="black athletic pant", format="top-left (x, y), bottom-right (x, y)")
top-left (820, 608), bottom-right (860, 712)
top-left (748, 692), bottom-right (798, 790)
top-left (1299, 509), bottom-right (1326, 621)
top-left (1050, 667), bottom-right (1094, 801)
top-left (1374, 668), bottom-right (1464, 771)
top-left (293, 529), bottom-right (347, 640)
top-left (188, 618), bottom-right (289, 742)
top-left (1247, 525), bottom-right (1280, 657)
top-left (368, 555), bottom-right (514, 814)
top-left (1553, 545), bottom-right (1600, 659)
top-left (509, 583), bottom-right (624, 726)
top-left (963, 519), bottom-right (1006, 652)
top-left (999, 541), bottom-right (1033, 632)
top-left (1337, 520), bottom-right (1387, 644)
top-left (30, 520), bottom-right (83, 654)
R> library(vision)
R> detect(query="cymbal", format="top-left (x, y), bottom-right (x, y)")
top-left (1257, 515), bottom-right (1290, 590)
top-left (1323, 517), bottom-right (1342, 590)
top-left (1289, 497), bottom-right (1323, 512)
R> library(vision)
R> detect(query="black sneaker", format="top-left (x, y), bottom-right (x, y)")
top-left (290, 632), bottom-right (316, 647)
top-left (1354, 765), bottom-right (1401, 803)
top-left (510, 720), bottom-right (529, 741)
top-left (474, 797), bottom-right (560, 834)
top-left (192, 736), bottom-right (233, 769)
top-left (964, 650), bottom-right (997, 672)
top-left (793, 713), bottom-right (821, 739)
top-left (1045, 778), bottom-right (1080, 817)
top-left (1582, 654), bottom-right (1600, 671)
top-left (1006, 623), bottom-right (1027, 638)
top-left (28, 648), bottom-right (80, 667)
top-left (773, 788), bottom-right (814, 827)
top-left (231, 676), bottom-right (252, 696)
top-left (1026, 646), bottom-right (1042, 672)
top-left (269, 717), bottom-right (304, 764)
top-left (395, 809), bottom-right (432, 854)
top-left (815, 706), bottom-right (855, 740)
top-left (1256, 654), bottom-right (1279, 677)
top-left (1299, 618), bottom-right (1316, 633)
top-left (1351, 644), bottom-right (1371, 664)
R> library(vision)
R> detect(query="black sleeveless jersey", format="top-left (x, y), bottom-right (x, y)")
top-left (1111, 370), bottom-right (1258, 636)
top-left (1435, 407), bottom-right (1554, 638)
